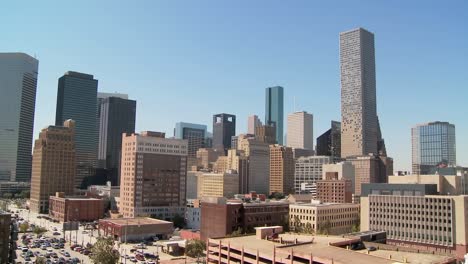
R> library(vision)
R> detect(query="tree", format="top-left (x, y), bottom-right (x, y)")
top-left (292, 216), bottom-right (302, 233)
top-left (172, 214), bottom-right (186, 229)
top-left (89, 237), bottom-right (120, 264)
top-left (304, 222), bottom-right (314, 234)
top-left (185, 239), bottom-right (206, 260)
top-left (19, 222), bottom-right (30, 233)
top-left (269, 192), bottom-right (285, 200)
top-left (36, 257), bottom-right (46, 264)
top-left (19, 190), bottom-right (30, 199)
top-left (33, 226), bottom-right (47, 236)
top-left (230, 227), bottom-right (243, 237)
top-left (3, 193), bottom-right (12, 199)
top-left (317, 219), bottom-right (331, 235)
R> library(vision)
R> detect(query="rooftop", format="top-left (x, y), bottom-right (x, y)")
top-left (211, 234), bottom-right (452, 264)
top-left (100, 217), bottom-right (172, 226)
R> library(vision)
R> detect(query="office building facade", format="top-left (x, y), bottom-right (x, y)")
top-left (97, 93), bottom-right (136, 173)
top-left (197, 171), bottom-right (239, 198)
top-left (294, 156), bottom-right (333, 194)
top-left (287, 111), bottom-right (313, 151)
top-left (316, 121), bottom-right (341, 158)
top-left (55, 71), bottom-right (98, 188)
top-left (213, 113), bottom-right (236, 153)
top-left (30, 120), bottom-right (76, 213)
top-left (247, 115), bottom-right (262, 135)
top-left (255, 124), bottom-right (276, 144)
top-left (269, 145), bottom-right (294, 195)
top-left (175, 122), bottom-right (207, 168)
top-left (120, 131), bottom-right (187, 219)
top-left (0, 53), bottom-right (38, 182)
top-left (412, 122), bottom-right (456, 175)
top-left (265, 86), bottom-right (284, 145)
top-left (340, 28), bottom-right (379, 158)
top-left (237, 135), bottom-right (270, 194)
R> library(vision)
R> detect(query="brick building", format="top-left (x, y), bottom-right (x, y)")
top-left (49, 193), bottom-right (105, 222)
top-left (99, 218), bottom-right (173, 242)
top-left (315, 172), bottom-right (352, 203)
top-left (200, 197), bottom-right (289, 240)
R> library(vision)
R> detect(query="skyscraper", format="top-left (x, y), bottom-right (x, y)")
top-left (120, 131), bottom-right (187, 219)
top-left (0, 53), bottom-right (38, 182)
top-left (412, 122), bottom-right (456, 174)
top-left (269, 145), bottom-right (294, 195)
top-left (340, 28), bottom-right (379, 158)
top-left (254, 124), bottom-right (276, 144)
top-left (97, 93), bottom-right (136, 179)
top-left (316, 121), bottom-right (341, 157)
top-left (174, 122), bottom-right (207, 169)
top-left (55, 71), bottom-right (98, 189)
top-left (30, 120), bottom-right (76, 213)
top-left (213, 113), bottom-right (236, 153)
top-left (286, 111), bottom-right (313, 150)
top-left (265, 86), bottom-right (284, 145)
top-left (237, 134), bottom-right (270, 194)
top-left (247, 115), bottom-right (262, 135)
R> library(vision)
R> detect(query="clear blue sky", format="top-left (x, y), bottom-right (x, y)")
top-left (2, 1), bottom-right (467, 171)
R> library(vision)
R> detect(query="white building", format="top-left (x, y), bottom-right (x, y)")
top-left (294, 156), bottom-right (333, 194)
top-left (286, 111), bottom-right (313, 151)
top-left (0, 53), bottom-right (39, 182)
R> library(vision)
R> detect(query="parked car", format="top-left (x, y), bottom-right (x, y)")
top-left (367, 246), bottom-right (377, 251)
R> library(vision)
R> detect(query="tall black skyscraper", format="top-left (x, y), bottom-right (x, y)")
top-left (213, 113), bottom-right (236, 153)
top-left (316, 121), bottom-right (341, 158)
top-left (55, 71), bottom-right (98, 189)
top-left (97, 93), bottom-right (136, 183)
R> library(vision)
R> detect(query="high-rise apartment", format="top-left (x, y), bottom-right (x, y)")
top-left (340, 28), bottom-right (379, 158)
top-left (287, 111), bottom-right (313, 150)
top-left (30, 120), bottom-right (76, 213)
top-left (175, 122), bottom-right (207, 169)
top-left (294, 156), bottom-right (334, 194)
top-left (97, 93), bottom-right (136, 182)
top-left (55, 71), bottom-right (98, 189)
top-left (412, 122), bottom-right (456, 175)
top-left (0, 53), bottom-right (38, 182)
top-left (316, 121), bottom-right (341, 158)
top-left (269, 145), bottom-right (294, 195)
top-left (247, 115), bottom-right (262, 135)
top-left (265, 86), bottom-right (284, 145)
top-left (213, 113), bottom-right (236, 153)
top-left (120, 131), bottom-right (187, 218)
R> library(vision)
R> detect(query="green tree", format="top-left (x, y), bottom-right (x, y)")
top-left (20, 190), bottom-right (30, 199)
top-left (3, 193), bottom-right (12, 199)
top-left (269, 192), bottom-right (285, 200)
top-left (185, 239), bottom-right (206, 259)
top-left (230, 227), bottom-right (243, 237)
top-left (304, 222), bottom-right (314, 234)
top-left (293, 216), bottom-right (302, 233)
top-left (317, 219), bottom-right (331, 235)
top-left (89, 237), bottom-right (119, 264)
top-left (19, 222), bottom-right (30, 233)
top-left (33, 226), bottom-right (48, 236)
top-left (351, 220), bottom-right (360, 233)
top-left (35, 256), bottom-right (47, 264)
top-left (172, 214), bottom-right (186, 229)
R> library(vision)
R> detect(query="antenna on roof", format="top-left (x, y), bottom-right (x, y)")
top-left (293, 96), bottom-right (296, 112)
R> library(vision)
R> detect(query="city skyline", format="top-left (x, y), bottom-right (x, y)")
top-left (2, 1), bottom-right (467, 171)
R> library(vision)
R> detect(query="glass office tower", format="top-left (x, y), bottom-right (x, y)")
top-left (55, 71), bottom-right (98, 188)
top-left (0, 53), bottom-right (38, 182)
top-left (265, 86), bottom-right (284, 145)
top-left (412, 122), bottom-right (456, 174)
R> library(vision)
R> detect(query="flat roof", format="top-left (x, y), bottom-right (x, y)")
top-left (100, 217), bottom-right (172, 226)
top-left (212, 234), bottom-right (452, 264)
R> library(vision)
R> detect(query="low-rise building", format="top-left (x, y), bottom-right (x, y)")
top-left (361, 194), bottom-right (468, 260)
top-left (388, 174), bottom-right (468, 195)
top-left (0, 211), bottom-right (11, 264)
top-left (316, 172), bottom-right (353, 203)
top-left (289, 201), bottom-right (360, 235)
top-left (200, 197), bottom-right (289, 240)
top-left (49, 193), bottom-right (105, 222)
top-left (99, 218), bottom-right (173, 242)
top-left (185, 200), bottom-right (201, 230)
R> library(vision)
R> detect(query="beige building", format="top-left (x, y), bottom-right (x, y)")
top-left (30, 120), bottom-right (76, 213)
top-left (197, 171), bottom-right (239, 198)
top-left (361, 194), bottom-right (468, 259)
top-left (226, 149), bottom-right (249, 193)
top-left (286, 111), bottom-right (313, 151)
top-left (269, 145), bottom-right (294, 195)
top-left (389, 174), bottom-right (468, 195)
top-left (120, 131), bottom-right (187, 219)
top-left (347, 155), bottom-right (390, 195)
top-left (237, 134), bottom-right (270, 194)
top-left (289, 201), bottom-right (360, 235)
top-left (322, 161), bottom-right (355, 191)
top-left (247, 115), bottom-right (262, 135)
top-left (196, 148), bottom-right (221, 170)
